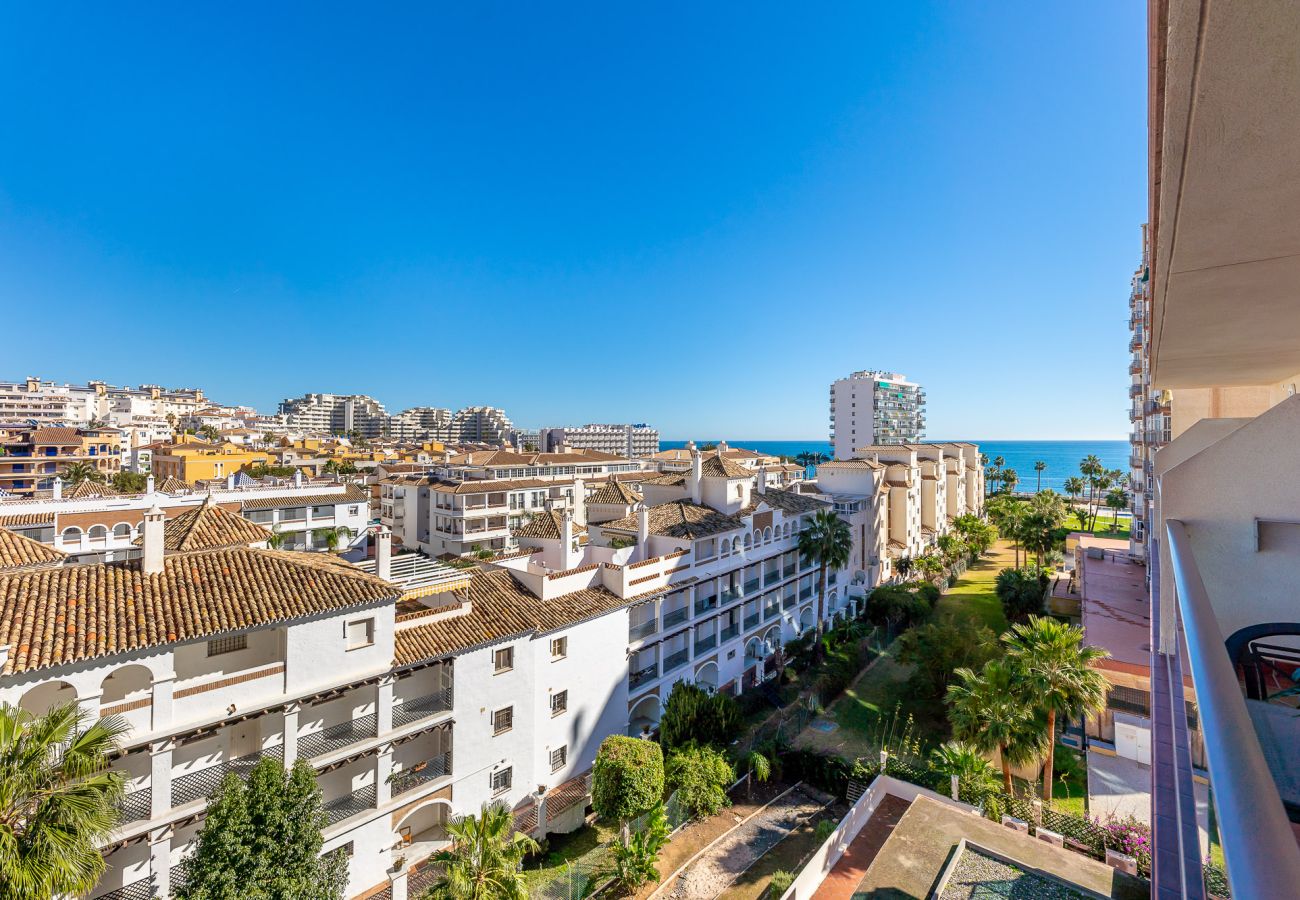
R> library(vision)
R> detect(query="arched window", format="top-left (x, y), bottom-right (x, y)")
top-left (60, 526), bottom-right (82, 543)
top-left (763, 526), bottom-right (772, 543)
top-left (731, 537), bottom-right (739, 554)
top-left (112, 522), bottom-right (132, 538)
top-left (88, 525), bottom-right (108, 542)
top-left (743, 534), bottom-right (752, 550)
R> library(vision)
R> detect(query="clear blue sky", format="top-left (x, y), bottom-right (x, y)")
top-left (0, 2), bottom-right (1144, 440)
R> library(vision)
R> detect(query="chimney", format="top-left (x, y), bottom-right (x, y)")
top-left (141, 505), bottom-right (166, 575)
top-left (146, 474), bottom-right (155, 494)
top-left (689, 448), bottom-right (703, 505)
top-left (636, 504), bottom-right (650, 554)
top-left (375, 526), bottom-right (392, 581)
top-left (718, 440), bottom-right (728, 453)
top-left (293, 469), bottom-right (303, 487)
top-left (52, 477), bottom-right (62, 500)
top-left (226, 473), bottom-right (236, 490)
top-left (572, 478), bottom-right (586, 527)
top-left (561, 510), bottom-right (577, 569)
top-left (685, 440), bottom-right (696, 451)
top-left (756, 465), bottom-right (767, 495)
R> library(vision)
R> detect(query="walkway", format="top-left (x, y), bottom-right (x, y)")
top-left (810, 793), bottom-right (911, 900)
top-left (662, 787), bottom-right (826, 899)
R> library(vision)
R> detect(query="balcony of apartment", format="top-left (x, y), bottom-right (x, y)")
top-left (170, 637), bottom-right (287, 730)
top-left (392, 663), bottom-right (454, 730)
top-left (763, 559), bottom-right (781, 587)
top-left (629, 647), bottom-right (659, 690)
top-left (762, 594), bottom-right (781, 622)
top-left (661, 641), bottom-right (690, 675)
top-left (693, 623), bottom-right (717, 656)
top-left (388, 723), bottom-right (454, 800)
top-left (742, 565), bottom-right (760, 596)
top-left (112, 752), bottom-right (153, 827)
top-left (743, 601), bottom-right (761, 632)
top-left (719, 576), bottom-right (740, 606)
top-left (1128, 383), bottom-right (1143, 398)
top-left (461, 492), bottom-right (508, 513)
top-left (782, 552), bottom-right (796, 579)
top-left (318, 756), bottom-right (378, 828)
top-left (462, 516), bottom-right (509, 538)
top-left (629, 606), bottom-right (658, 642)
top-left (298, 687), bottom-right (378, 762)
top-left (171, 717), bottom-right (288, 807)
top-left (661, 594), bottom-right (689, 629)
top-left (799, 576), bottom-right (815, 602)
top-left (782, 583), bottom-right (798, 611)
top-left (694, 584), bottom-right (718, 617)
top-left (719, 617), bottom-right (740, 644)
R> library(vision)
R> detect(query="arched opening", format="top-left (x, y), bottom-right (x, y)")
top-left (113, 522), bottom-right (132, 539)
top-left (744, 637), bottom-right (763, 663)
top-left (100, 665), bottom-right (154, 734)
top-left (743, 534), bottom-right (752, 550)
top-left (695, 661), bottom-right (719, 693)
top-left (763, 527), bottom-right (772, 543)
top-left (394, 798), bottom-right (453, 854)
top-left (19, 681), bottom-right (77, 716)
top-left (60, 526), bottom-right (82, 544)
top-left (731, 537), bottom-right (739, 554)
top-left (88, 524), bottom-right (108, 544)
top-left (799, 607), bottom-right (814, 634)
top-left (783, 523), bottom-right (791, 538)
top-left (627, 694), bottom-right (661, 737)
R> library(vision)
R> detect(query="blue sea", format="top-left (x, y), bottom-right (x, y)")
top-left (658, 439), bottom-right (1128, 495)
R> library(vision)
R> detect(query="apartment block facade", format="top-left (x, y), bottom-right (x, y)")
top-left (536, 423), bottom-right (660, 458)
top-left (0, 378), bottom-right (209, 426)
top-left (0, 424), bottom-right (122, 496)
top-left (278, 393), bottom-right (391, 438)
top-left (828, 370), bottom-right (926, 458)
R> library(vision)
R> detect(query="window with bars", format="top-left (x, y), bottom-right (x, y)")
top-left (550, 746), bottom-right (567, 772)
top-left (493, 707), bottom-right (514, 735)
top-left (550, 691), bottom-right (568, 716)
top-left (207, 634), bottom-right (248, 657)
top-left (491, 766), bottom-right (512, 795)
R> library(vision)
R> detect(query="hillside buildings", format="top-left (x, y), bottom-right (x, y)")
top-left (0, 378), bottom-right (209, 426)
top-left (1137, 5), bottom-right (1300, 895)
top-left (533, 424), bottom-right (660, 458)
top-left (829, 370), bottom-right (926, 458)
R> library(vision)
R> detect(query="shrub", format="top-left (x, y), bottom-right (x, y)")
top-left (768, 870), bottom-right (795, 897)
top-left (666, 744), bottom-right (735, 819)
top-left (599, 803), bottom-right (669, 895)
top-left (592, 736), bottom-right (664, 826)
top-left (995, 567), bottom-right (1049, 623)
top-left (865, 582), bottom-right (937, 630)
top-left (1202, 859), bottom-right (1230, 898)
top-left (659, 682), bottom-right (742, 751)
top-left (780, 748), bottom-right (851, 796)
top-left (895, 616), bottom-right (997, 700)
top-left (814, 819), bottom-right (837, 843)
top-left (1099, 814), bottom-right (1152, 877)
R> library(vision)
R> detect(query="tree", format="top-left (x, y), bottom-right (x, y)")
top-left (894, 555), bottom-right (914, 579)
top-left (1104, 488), bottom-right (1127, 528)
top-left (0, 702), bottom-right (127, 900)
top-left (1004, 616), bottom-right (1110, 804)
top-left (914, 553), bottom-right (944, 581)
top-left (1001, 468), bottom-right (1019, 495)
top-left (947, 660), bottom-right (1044, 793)
top-left (657, 682), bottom-right (741, 752)
top-left (599, 803), bottom-right (669, 896)
top-left (995, 567), bottom-right (1049, 623)
top-left (59, 461), bottom-right (105, 486)
top-left (896, 615), bottom-right (997, 700)
top-left (936, 533), bottom-right (966, 567)
top-left (1018, 512), bottom-right (1058, 568)
top-left (666, 745), bottom-right (735, 819)
top-left (1062, 477), bottom-right (1085, 511)
top-left (929, 741), bottom-right (999, 798)
top-left (110, 470), bottom-right (149, 493)
top-left (1078, 455), bottom-right (1104, 531)
top-left (311, 526), bottom-right (353, 554)
top-left (592, 736), bottom-right (664, 837)
top-left (198, 424), bottom-right (222, 442)
top-left (990, 456), bottom-right (1006, 493)
top-left (265, 527), bottom-right (289, 550)
top-left (422, 804), bottom-right (538, 900)
top-left (742, 751), bottom-right (771, 801)
top-left (1033, 460), bottom-right (1046, 492)
top-left (953, 515), bottom-right (997, 557)
top-left (797, 510), bottom-right (852, 637)
top-left (864, 582), bottom-right (936, 631)
top-left (178, 758), bottom-right (347, 900)
top-left (986, 497), bottom-right (1027, 567)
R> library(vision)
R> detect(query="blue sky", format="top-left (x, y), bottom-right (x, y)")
top-left (0, 2), bottom-right (1144, 440)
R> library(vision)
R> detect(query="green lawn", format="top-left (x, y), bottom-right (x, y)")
top-left (1065, 511), bottom-right (1131, 540)
top-left (522, 822), bottom-right (615, 891)
top-left (934, 544), bottom-right (1013, 634)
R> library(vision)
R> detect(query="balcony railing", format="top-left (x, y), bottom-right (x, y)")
top-left (93, 877), bottom-right (155, 900)
top-left (323, 783), bottom-right (378, 826)
top-left (172, 744), bottom-right (284, 807)
top-left (1164, 519), bottom-right (1300, 898)
top-left (719, 588), bottom-right (738, 604)
top-left (630, 663), bottom-right (658, 689)
top-left (800, 586), bottom-right (813, 600)
top-left (390, 751), bottom-right (453, 797)
top-left (783, 563), bottom-right (795, 578)
top-left (629, 618), bottom-right (658, 641)
top-left (744, 612), bottom-right (760, 630)
top-left (695, 634), bottom-right (717, 654)
top-left (662, 649), bottom-right (689, 673)
top-left (118, 786), bottom-right (152, 824)
top-left (300, 712), bottom-right (378, 760)
top-left (763, 603), bottom-right (781, 621)
top-left (392, 688), bottom-right (454, 729)
top-left (662, 607), bottom-right (688, 628)
top-left (783, 594), bottom-right (797, 611)
top-left (720, 624), bottom-right (739, 643)
top-left (743, 577), bottom-right (760, 594)
top-left (694, 596), bottom-right (718, 615)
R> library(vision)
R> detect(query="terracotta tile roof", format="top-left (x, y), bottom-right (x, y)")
top-left (0, 548), bottom-right (398, 675)
top-left (393, 569), bottom-right (634, 663)
top-left (450, 449), bottom-right (626, 467)
top-left (29, 427), bottom-right (80, 444)
top-left (238, 484), bottom-right (369, 511)
top-left (63, 481), bottom-right (118, 499)
top-left (700, 453), bottom-right (752, 479)
top-left (742, 489), bottom-right (831, 516)
top-left (642, 472), bottom-right (686, 486)
top-left (428, 478), bottom-right (572, 495)
top-left (0, 528), bottom-right (66, 572)
top-left (598, 501), bottom-right (745, 539)
top-left (514, 510), bottom-right (586, 540)
top-left (0, 514), bottom-right (54, 528)
top-left (156, 476), bottom-right (193, 493)
top-left (818, 459), bottom-right (884, 471)
top-left (586, 481), bottom-right (642, 505)
top-left (610, 471), bottom-right (654, 482)
top-left (133, 500), bottom-right (271, 552)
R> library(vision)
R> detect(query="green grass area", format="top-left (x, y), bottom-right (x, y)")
top-left (522, 822), bottom-right (615, 891)
top-left (1065, 511), bottom-right (1131, 540)
top-left (829, 645), bottom-right (949, 749)
top-left (934, 551), bottom-right (1011, 634)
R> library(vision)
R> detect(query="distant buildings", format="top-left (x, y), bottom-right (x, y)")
top-left (0, 424), bottom-right (122, 496)
top-left (535, 423), bottom-right (660, 458)
top-left (277, 393), bottom-right (391, 438)
top-left (828, 370), bottom-right (926, 458)
top-left (0, 377), bottom-right (208, 425)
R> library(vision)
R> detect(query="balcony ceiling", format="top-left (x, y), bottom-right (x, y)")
top-left (1150, 0), bottom-right (1300, 388)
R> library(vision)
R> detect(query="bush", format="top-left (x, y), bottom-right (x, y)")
top-left (814, 819), bottom-right (836, 843)
top-left (659, 682), bottom-right (742, 751)
top-left (1099, 815), bottom-right (1152, 877)
top-left (1202, 859), bottom-right (1230, 898)
top-left (780, 747), bottom-right (851, 796)
top-left (895, 616), bottom-right (997, 700)
top-left (865, 582), bottom-right (937, 630)
top-left (592, 737), bottom-right (664, 825)
top-left (768, 870), bottom-right (795, 897)
top-left (666, 744), bottom-right (735, 819)
top-left (995, 567), bottom-right (1049, 623)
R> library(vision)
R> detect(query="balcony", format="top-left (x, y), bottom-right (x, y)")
top-left (763, 601), bottom-right (781, 621)
top-left (783, 562), bottom-right (795, 578)
top-left (392, 686), bottom-right (454, 729)
top-left (694, 634), bottom-right (717, 654)
top-left (299, 712), bottom-right (378, 760)
top-left (118, 786), bottom-right (152, 824)
top-left (743, 612), bottom-right (760, 630)
top-left (630, 662), bottom-right (658, 689)
top-left (743, 577), bottom-right (760, 594)
top-left (719, 587), bottom-right (738, 605)
top-left (629, 618), bottom-right (658, 641)
top-left (694, 595), bottom-right (717, 616)
top-left (662, 649), bottom-right (689, 673)
top-left (720, 624), bottom-right (740, 643)
top-left (324, 783), bottom-right (377, 826)
top-left (172, 744), bottom-right (284, 807)
top-left (662, 607), bottom-right (688, 629)
top-left (390, 750), bottom-right (453, 797)
top-left (800, 585), bottom-right (814, 601)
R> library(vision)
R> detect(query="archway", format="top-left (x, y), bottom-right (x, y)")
top-left (799, 607), bottom-right (814, 634)
top-left (100, 664), bottom-right (154, 734)
top-left (19, 680), bottom-right (76, 716)
top-left (394, 798), bottom-right (453, 852)
top-left (112, 522), bottom-right (133, 539)
top-left (60, 526), bottom-right (82, 545)
top-left (88, 524), bottom-right (108, 545)
top-left (694, 661), bottom-right (719, 693)
top-left (627, 693), bottom-right (661, 737)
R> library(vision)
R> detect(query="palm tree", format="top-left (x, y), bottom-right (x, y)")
top-left (0, 701), bottom-right (128, 900)
top-left (265, 527), bottom-right (289, 550)
top-left (797, 510), bottom-right (852, 637)
top-left (894, 556), bottom-right (914, 579)
top-left (947, 660), bottom-right (1043, 793)
top-left (1033, 460), bottom-right (1046, 492)
top-left (936, 533), bottom-right (965, 567)
top-left (1004, 616), bottom-right (1110, 804)
top-left (987, 496), bottom-right (1027, 567)
top-left (1062, 476), bottom-right (1085, 516)
top-left (1001, 468), bottom-right (1019, 496)
top-left (422, 803), bottom-right (539, 900)
top-left (312, 526), bottom-right (353, 554)
top-left (744, 750), bottom-right (771, 801)
top-left (1078, 455), bottom-right (1103, 531)
top-left (59, 461), bottom-right (105, 486)
top-left (1104, 488), bottom-right (1127, 529)
top-left (929, 741), bottom-right (999, 799)
top-left (991, 456), bottom-right (1005, 493)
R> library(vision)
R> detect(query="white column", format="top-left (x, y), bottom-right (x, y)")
top-left (388, 867), bottom-right (409, 900)
top-left (377, 674), bottom-right (395, 735)
top-left (283, 702), bottom-right (301, 766)
top-left (150, 740), bottom-right (174, 818)
top-left (376, 743), bottom-right (394, 806)
top-left (151, 674), bottom-right (175, 732)
top-left (149, 824), bottom-right (173, 900)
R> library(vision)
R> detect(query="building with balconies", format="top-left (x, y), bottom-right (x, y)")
top-left (0, 424), bottom-right (122, 497)
top-left (829, 370), bottom-right (926, 458)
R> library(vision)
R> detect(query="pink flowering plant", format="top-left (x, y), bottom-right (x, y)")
top-left (1097, 814), bottom-right (1152, 876)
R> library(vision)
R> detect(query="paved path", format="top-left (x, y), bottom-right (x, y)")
top-left (664, 787), bottom-right (825, 900)
top-left (810, 794), bottom-right (910, 900)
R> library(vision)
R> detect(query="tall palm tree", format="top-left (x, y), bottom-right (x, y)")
top-left (1078, 455), bottom-right (1103, 531)
top-left (1033, 460), bottom-right (1046, 492)
top-left (797, 509), bottom-right (852, 636)
top-left (312, 525), bottom-right (353, 554)
top-left (991, 456), bottom-right (1005, 493)
top-left (422, 803), bottom-right (539, 900)
top-left (947, 660), bottom-right (1043, 793)
top-left (1062, 477), bottom-right (1085, 514)
top-left (1004, 616), bottom-right (1110, 803)
top-left (1104, 488), bottom-right (1127, 528)
top-left (0, 701), bottom-right (128, 900)
top-left (59, 461), bottom-right (105, 486)
top-left (1001, 468), bottom-right (1019, 496)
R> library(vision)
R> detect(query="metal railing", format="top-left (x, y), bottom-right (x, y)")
top-left (629, 618), bottom-right (657, 641)
top-left (171, 744), bottom-right (284, 807)
top-left (300, 712), bottom-right (378, 760)
top-left (390, 751), bottom-right (453, 797)
top-left (392, 687), bottom-right (454, 728)
top-left (118, 786), bottom-right (152, 824)
top-left (743, 613), bottom-right (760, 630)
top-left (662, 649), bottom-right (689, 673)
top-left (630, 663), bottom-right (658, 688)
top-left (694, 596), bottom-right (717, 615)
top-left (694, 634), bottom-right (716, 654)
top-left (743, 577), bottom-right (760, 594)
top-left (763, 602), bottom-right (780, 621)
top-left (662, 607), bottom-right (688, 628)
top-left (1166, 519), bottom-right (1300, 899)
top-left (324, 783), bottom-right (378, 825)
top-left (92, 877), bottom-right (155, 900)
top-left (720, 624), bottom-right (739, 643)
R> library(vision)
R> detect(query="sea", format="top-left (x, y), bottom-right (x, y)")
top-left (657, 439), bottom-right (1129, 495)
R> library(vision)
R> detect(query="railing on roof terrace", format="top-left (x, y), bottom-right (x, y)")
top-left (1165, 519), bottom-right (1300, 899)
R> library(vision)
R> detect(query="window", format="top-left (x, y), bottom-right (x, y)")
top-left (207, 634), bottom-right (248, 657)
top-left (550, 637), bottom-right (567, 659)
top-left (493, 706), bottom-right (514, 734)
top-left (550, 690), bottom-right (568, 716)
top-left (346, 618), bottom-right (375, 650)
top-left (550, 746), bottom-right (567, 772)
top-left (491, 766), bottom-right (512, 795)
top-left (494, 646), bottom-right (514, 672)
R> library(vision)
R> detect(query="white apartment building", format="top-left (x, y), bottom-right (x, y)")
top-left (0, 475), bottom-right (371, 562)
top-left (388, 407), bottom-right (453, 442)
top-left (448, 406), bottom-right (514, 445)
top-left (0, 443), bottom-right (855, 900)
top-left (278, 394), bottom-right (391, 438)
top-left (828, 370), bottom-right (926, 458)
top-left (536, 424), bottom-right (660, 458)
top-left (0, 378), bottom-right (210, 426)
